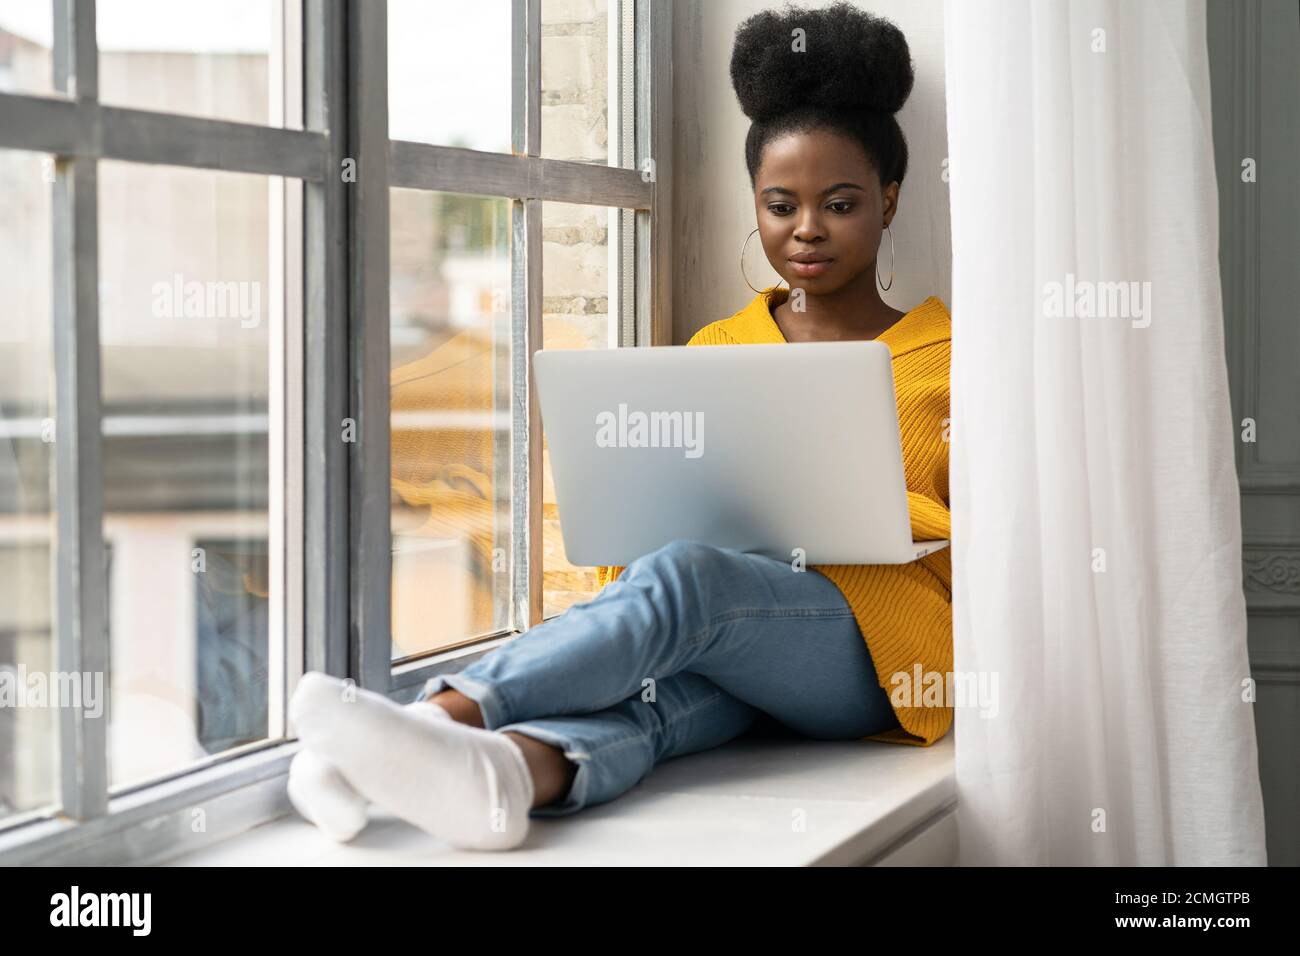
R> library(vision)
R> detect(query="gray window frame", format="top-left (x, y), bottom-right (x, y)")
top-left (0, 0), bottom-right (672, 865)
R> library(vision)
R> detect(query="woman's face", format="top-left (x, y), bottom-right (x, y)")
top-left (752, 128), bottom-right (899, 295)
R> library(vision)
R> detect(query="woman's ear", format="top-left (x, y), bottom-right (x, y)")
top-left (882, 180), bottom-right (901, 227)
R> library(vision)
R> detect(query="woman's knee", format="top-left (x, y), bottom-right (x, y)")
top-left (632, 538), bottom-right (737, 583)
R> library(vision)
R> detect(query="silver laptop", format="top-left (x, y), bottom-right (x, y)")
top-left (533, 341), bottom-right (949, 566)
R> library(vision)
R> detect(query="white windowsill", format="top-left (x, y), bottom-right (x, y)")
top-left (163, 733), bottom-right (956, 866)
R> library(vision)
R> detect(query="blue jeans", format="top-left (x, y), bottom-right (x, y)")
top-left (420, 539), bottom-right (900, 817)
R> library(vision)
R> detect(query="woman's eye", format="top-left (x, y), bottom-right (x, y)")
top-left (768, 201), bottom-right (852, 215)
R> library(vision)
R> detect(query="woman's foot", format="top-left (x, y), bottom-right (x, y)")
top-left (287, 699), bottom-right (453, 842)
top-left (287, 748), bottom-right (369, 843)
top-left (289, 672), bottom-right (535, 851)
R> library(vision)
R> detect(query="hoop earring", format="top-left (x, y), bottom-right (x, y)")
top-left (741, 227), bottom-right (787, 295)
top-left (876, 224), bottom-right (895, 292)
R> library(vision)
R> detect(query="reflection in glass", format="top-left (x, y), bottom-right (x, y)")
top-left (99, 160), bottom-right (275, 789)
top-left (388, 0), bottom-right (511, 152)
top-left (387, 0), bottom-right (623, 167)
top-left (0, 149), bottom-right (57, 824)
top-left (96, 0), bottom-right (287, 127)
top-left (389, 188), bottom-right (512, 659)
top-left (0, 1), bottom-right (54, 98)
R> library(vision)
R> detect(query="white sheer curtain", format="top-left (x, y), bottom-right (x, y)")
top-left (944, 0), bottom-right (1267, 865)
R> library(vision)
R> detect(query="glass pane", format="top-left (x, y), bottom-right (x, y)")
top-left (388, 0), bottom-right (511, 152)
top-left (99, 161), bottom-right (278, 790)
top-left (0, 1), bottom-right (54, 98)
top-left (541, 0), bottom-right (619, 167)
top-left (541, 200), bottom-right (618, 618)
top-left (97, 0), bottom-right (292, 128)
top-left (390, 188), bottom-right (512, 659)
top-left (0, 149), bottom-right (57, 825)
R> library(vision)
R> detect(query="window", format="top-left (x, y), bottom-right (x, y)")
top-left (0, 1), bottom-right (54, 99)
top-left (386, 0), bottom-right (510, 153)
top-left (0, 0), bottom-right (669, 865)
top-left (96, 0), bottom-right (292, 127)
top-left (0, 0), bottom-right (304, 853)
top-left (541, 200), bottom-right (622, 617)
top-left (389, 188), bottom-right (513, 658)
top-left (383, 0), bottom-right (666, 666)
top-left (0, 148), bottom-right (55, 827)
top-left (538, 0), bottom-right (619, 167)
top-left (99, 161), bottom-right (283, 789)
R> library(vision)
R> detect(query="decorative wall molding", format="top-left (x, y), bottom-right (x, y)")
top-left (1243, 549), bottom-right (1300, 595)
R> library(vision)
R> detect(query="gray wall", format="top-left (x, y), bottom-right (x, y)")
top-left (1211, 0), bottom-right (1300, 867)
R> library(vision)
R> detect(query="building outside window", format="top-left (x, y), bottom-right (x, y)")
top-left (0, 0), bottom-right (671, 863)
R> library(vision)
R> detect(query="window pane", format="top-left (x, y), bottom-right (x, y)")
top-left (0, 1), bottom-right (54, 98)
top-left (541, 200), bottom-right (618, 618)
top-left (0, 149), bottom-right (57, 825)
top-left (99, 161), bottom-right (279, 790)
top-left (390, 188), bottom-right (512, 659)
top-left (97, 0), bottom-right (293, 128)
top-left (389, 1), bottom-right (628, 166)
top-left (541, 0), bottom-right (621, 167)
top-left (388, 1), bottom-right (511, 152)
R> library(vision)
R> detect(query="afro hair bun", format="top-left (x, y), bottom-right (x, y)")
top-left (730, 1), bottom-right (914, 123)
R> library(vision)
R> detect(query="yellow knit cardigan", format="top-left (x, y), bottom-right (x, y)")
top-left (595, 286), bottom-right (954, 746)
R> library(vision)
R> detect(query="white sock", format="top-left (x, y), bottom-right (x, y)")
top-left (287, 700), bottom-right (452, 843)
top-left (289, 672), bottom-right (535, 851)
top-left (287, 748), bottom-right (369, 842)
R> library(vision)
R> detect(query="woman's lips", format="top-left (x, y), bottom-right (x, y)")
top-left (789, 258), bottom-right (833, 278)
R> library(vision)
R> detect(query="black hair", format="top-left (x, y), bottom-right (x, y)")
top-left (730, 1), bottom-right (914, 189)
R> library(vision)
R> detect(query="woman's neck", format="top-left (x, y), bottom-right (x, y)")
top-left (769, 274), bottom-right (906, 342)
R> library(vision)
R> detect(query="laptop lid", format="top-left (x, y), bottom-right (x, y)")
top-left (534, 341), bottom-right (947, 566)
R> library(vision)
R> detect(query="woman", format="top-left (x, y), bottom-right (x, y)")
top-left (288, 1), bottom-right (952, 851)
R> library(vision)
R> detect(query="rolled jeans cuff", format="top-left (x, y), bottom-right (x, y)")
top-left (418, 672), bottom-right (512, 729)
top-left (492, 723), bottom-right (593, 817)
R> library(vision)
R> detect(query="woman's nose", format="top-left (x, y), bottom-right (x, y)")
top-left (793, 209), bottom-right (823, 241)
